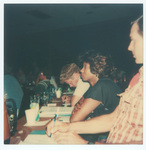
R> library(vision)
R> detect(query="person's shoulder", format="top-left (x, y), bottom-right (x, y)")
top-left (99, 78), bottom-right (113, 83)
top-left (98, 78), bottom-right (122, 92)
top-left (97, 78), bottom-right (116, 86)
top-left (4, 75), bottom-right (22, 88)
top-left (4, 74), bottom-right (17, 81)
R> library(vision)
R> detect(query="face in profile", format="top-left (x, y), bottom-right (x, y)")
top-left (128, 22), bottom-right (143, 64)
top-left (65, 73), bottom-right (79, 87)
top-left (80, 62), bottom-right (96, 82)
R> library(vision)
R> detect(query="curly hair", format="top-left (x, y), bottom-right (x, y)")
top-left (79, 50), bottom-right (117, 79)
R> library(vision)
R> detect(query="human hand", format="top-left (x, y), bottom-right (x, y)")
top-left (46, 119), bottom-right (69, 136)
top-left (53, 131), bottom-right (88, 144)
top-left (61, 95), bottom-right (71, 103)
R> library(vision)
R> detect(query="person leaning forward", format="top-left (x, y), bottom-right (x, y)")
top-left (60, 63), bottom-right (90, 106)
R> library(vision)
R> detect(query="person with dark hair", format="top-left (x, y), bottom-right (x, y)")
top-left (34, 69), bottom-right (58, 95)
top-left (46, 15), bottom-right (143, 144)
top-left (66, 51), bottom-right (121, 142)
top-left (70, 51), bottom-right (121, 123)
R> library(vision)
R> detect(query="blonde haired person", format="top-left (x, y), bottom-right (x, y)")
top-left (60, 63), bottom-right (90, 106)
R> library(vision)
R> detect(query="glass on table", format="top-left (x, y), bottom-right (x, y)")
top-left (29, 95), bottom-right (40, 121)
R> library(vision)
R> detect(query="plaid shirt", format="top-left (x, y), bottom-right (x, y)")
top-left (106, 66), bottom-right (143, 144)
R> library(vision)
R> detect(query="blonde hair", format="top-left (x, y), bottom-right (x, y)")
top-left (60, 63), bottom-right (80, 84)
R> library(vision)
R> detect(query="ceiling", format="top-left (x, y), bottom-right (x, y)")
top-left (4, 4), bottom-right (143, 38)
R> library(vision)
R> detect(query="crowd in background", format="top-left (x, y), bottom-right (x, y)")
top-left (4, 60), bottom-right (129, 91)
top-left (4, 61), bottom-right (59, 88)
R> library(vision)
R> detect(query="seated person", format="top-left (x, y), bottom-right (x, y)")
top-left (46, 15), bottom-right (143, 144)
top-left (70, 50), bottom-right (122, 122)
top-left (16, 68), bottom-right (27, 86)
top-left (60, 63), bottom-right (90, 106)
top-left (4, 64), bottom-right (23, 115)
top-left (36, 72), bottom-right (47, 84)
top-left (34, 70), bottom-right (58, 95)
top-left (69, 51), bottom-right (122, 142)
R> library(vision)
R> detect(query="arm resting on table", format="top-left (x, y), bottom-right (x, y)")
top-left (69, 105), bottom-right (119, 134)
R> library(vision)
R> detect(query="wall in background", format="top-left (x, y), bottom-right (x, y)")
top-left (5, 16), bottom-right (140, 80)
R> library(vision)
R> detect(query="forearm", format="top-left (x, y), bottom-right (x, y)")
top-left (70, 98), bottom-right (101, 122)
top-left (68, 113), bottom-right (116, 134)
top-left (70, 111), bottom-right (85, 122)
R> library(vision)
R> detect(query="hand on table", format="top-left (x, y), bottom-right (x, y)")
top-left (53, 131), bottom-right (88, 144)
top-left (46, 120), bottom-right (69, 136)
top-left (61, 95), bottom-right (71, 103)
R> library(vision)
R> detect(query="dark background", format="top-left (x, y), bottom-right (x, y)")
top-left (4, 4), bottom-right (143, 82)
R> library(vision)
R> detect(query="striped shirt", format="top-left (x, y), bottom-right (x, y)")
top-left (106, 66), bottom-right (143, 144)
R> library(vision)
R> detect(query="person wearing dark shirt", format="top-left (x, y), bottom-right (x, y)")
top-left (69, 51), bottom-right (122, 142)
top-left (84, 78), bottom-right (121, 119)
top-left (70, 51), bottom-right (121, 123)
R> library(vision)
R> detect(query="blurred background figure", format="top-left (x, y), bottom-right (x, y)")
top-left (16, 67), bottom-right (27, 87)
top-left (4, 63), bottom-right (24, 116)
top-left (34, 67), bottom-right (58, 96)
top-left (110, 69), bottom-right (127, 91)
top-left (36, 71), bottom-right (47, 84)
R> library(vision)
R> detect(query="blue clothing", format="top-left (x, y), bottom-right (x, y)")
top-left (4, 75), bottom-right (23, 109)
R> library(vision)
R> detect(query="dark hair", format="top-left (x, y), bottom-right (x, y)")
top-left (79, 50), bottom-right (117, 79)
top-left (132, 15), bottom-right (143, 36)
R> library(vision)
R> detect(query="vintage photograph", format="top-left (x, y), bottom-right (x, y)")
top-left (2, 1), bottom-right (144, 150)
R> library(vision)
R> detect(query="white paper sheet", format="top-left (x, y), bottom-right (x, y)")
top-left (39, 106), bottom-right (74, 117)
top-left (19, 134), bottom-right (57, 144)
top-left (58, 116), bottom-right (70, 122)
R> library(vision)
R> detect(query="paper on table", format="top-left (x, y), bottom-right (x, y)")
top-left (19, 134), bottom-right (57, 144)
top-left (24, 119), bottom-right (51, 126)
top-left (58, 116), bottom-right (70, 122)
top-left (40, 106), bottom-right (74, 114)
top-left (47, 103), bottom-right (57, 107)
top-left (39, 106), bottom-right (74, 117)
